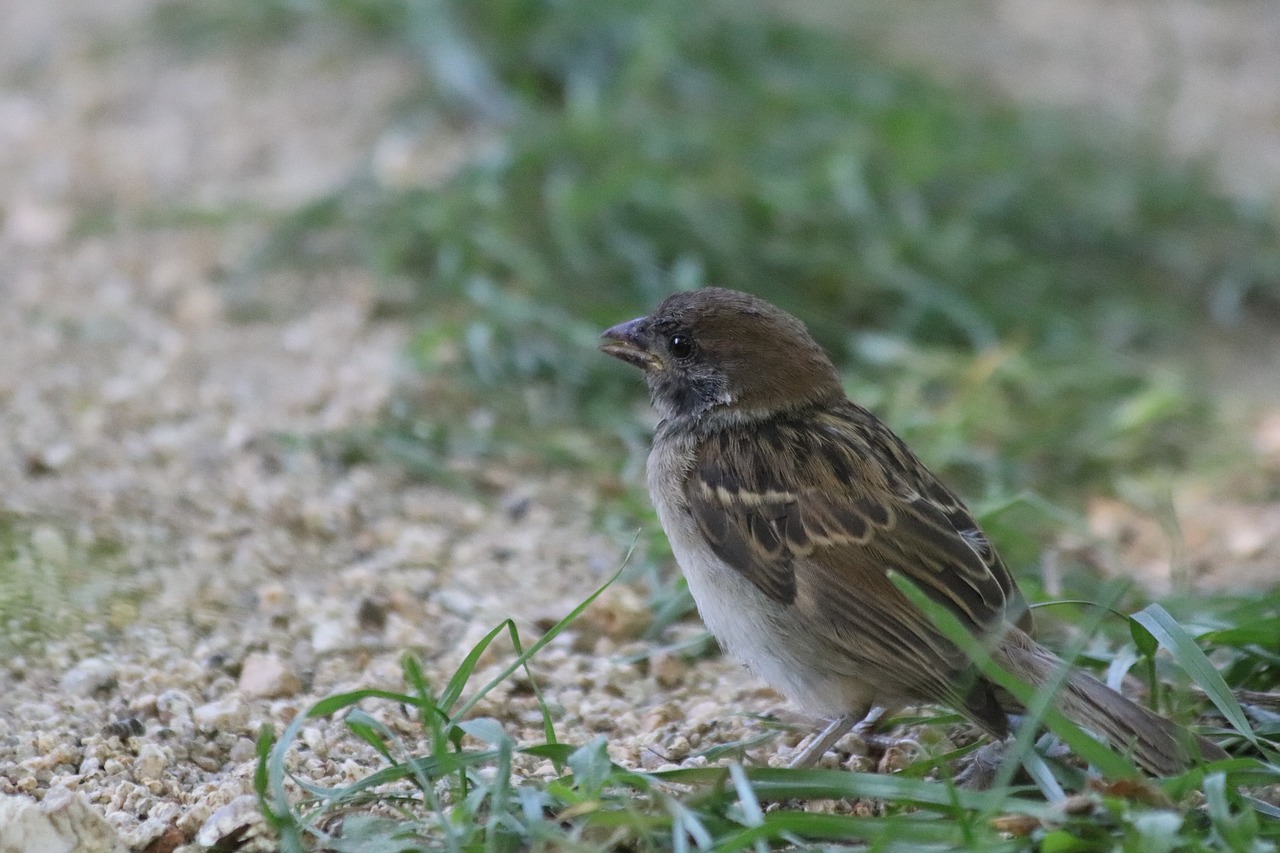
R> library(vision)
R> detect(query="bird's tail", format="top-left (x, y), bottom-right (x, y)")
top-left (995, 635), bottom-right (1226, 776)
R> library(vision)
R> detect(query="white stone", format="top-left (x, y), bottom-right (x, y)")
top-left (131, 744), bottom-right (168, 783)
top-left (59, 658), bottom-right (117, 697)
top-left (192, 698), bottom-right (248, 733)
top-left (195, 795), bottom-right (264, 848)
top-left (237, 653), bottom-right (301, 699)
top-left (0, 789), bottom-right (127, 853)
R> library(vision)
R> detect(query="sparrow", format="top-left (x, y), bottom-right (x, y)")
top-left (601, 287), bottom-right (1225, 776)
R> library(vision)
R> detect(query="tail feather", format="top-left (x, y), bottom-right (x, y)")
top-left (1058, 667), bottom-right (1227, 775)
top-left (996, 635), bottom-right (1226, 776)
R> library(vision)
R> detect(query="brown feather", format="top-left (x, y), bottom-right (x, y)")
top-left (607, 287), bottom-right (1224, 775)
top-left (686, 401), bottom-right (1024, 637)
top-left (684, 400), bottom-right (1033, 730)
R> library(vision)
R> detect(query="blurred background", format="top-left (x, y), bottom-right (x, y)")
top-left (5, 0), bottom-right (1280, 650)
top-left (3, 0), bottom-right (1280, 653)
top-left (201, 0), bottom-right (1280, 573)
top-left (4, 0), bottom-right (1280, 843)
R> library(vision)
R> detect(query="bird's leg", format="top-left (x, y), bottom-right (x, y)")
top-left (954, 716), bottom-right (1072, 790)
top-left (953, 740), bottom-right (1006, 789)
top-left (788, 714), bottom-right (856, 768)
top-left (788, 706), bottom-right (890, 768)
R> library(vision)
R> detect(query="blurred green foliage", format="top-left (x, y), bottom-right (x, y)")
top-left (0, 516), bottom-right (133, 652)
top-left (164, 0), bottom-right (1279, 503)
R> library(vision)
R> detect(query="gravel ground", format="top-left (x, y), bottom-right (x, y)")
top-left (0, 5), bottom-right (789, 850)
top-left (2, 2), bottom-right (1279, 851)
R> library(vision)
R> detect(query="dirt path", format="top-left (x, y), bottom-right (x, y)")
top-left (1, 2), bottom-right (1278, 851)
top-left (0, 7), bottom-right (758, 849)
top-left (0, 3), bottom-right (608, 848)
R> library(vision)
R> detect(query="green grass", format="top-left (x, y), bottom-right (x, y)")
top-left (171, 0), bottom-right (1280, 501)
top-left (165, 0), bottom-right (1279, 630)
top-left (151, 0), bottom-right (1280, 847)
top-left (256, 570), bottom-right (1280, 851)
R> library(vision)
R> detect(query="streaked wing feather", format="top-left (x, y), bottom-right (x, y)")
top-left (685, 404), bottom-right (1027, 705)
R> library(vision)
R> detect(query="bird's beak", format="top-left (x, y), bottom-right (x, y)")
top-left (600, 316), bottom-right (662, 370)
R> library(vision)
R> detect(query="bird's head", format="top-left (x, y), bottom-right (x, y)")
top-left (600, 288), bottom-right (842, 423)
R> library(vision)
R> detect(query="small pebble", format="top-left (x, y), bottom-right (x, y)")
top-left (60, 658), bottom-right (118, 697)
top-left (238, 653), bottom-right (302, 699)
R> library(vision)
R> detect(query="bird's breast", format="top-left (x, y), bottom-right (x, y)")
top-left (646, 430), bottom-right (872, 714)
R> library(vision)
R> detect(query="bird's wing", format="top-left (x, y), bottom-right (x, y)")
top-left (685, 403), bottom-right (1029, 711)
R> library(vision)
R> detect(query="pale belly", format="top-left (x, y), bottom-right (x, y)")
top-left (650, 458), bottom-right (877, 716)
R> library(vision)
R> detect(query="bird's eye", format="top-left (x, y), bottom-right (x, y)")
top-left (668, 334), bottom-right (695, 359)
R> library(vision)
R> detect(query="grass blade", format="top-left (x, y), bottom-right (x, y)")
top-left (1131, 604), bottom-right (1258, 747)
top-left (888, 571), bottom-right (1142, 783)
top-left (653, 766), bottom-right (1056, 820)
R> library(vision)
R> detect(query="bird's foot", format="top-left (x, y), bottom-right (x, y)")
top-left (787, 706), bottom-right (890, 768)
top-left (953, 740), bottom-right (1007, 789)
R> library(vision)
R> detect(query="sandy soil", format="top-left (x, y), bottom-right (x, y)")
top-left (0, 5), bottom-right (770, 849)
top-left (1, 2), bottom-right (1278, 850)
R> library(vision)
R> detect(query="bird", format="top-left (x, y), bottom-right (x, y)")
top-left (600, 286), bottom-right (1226, 776)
